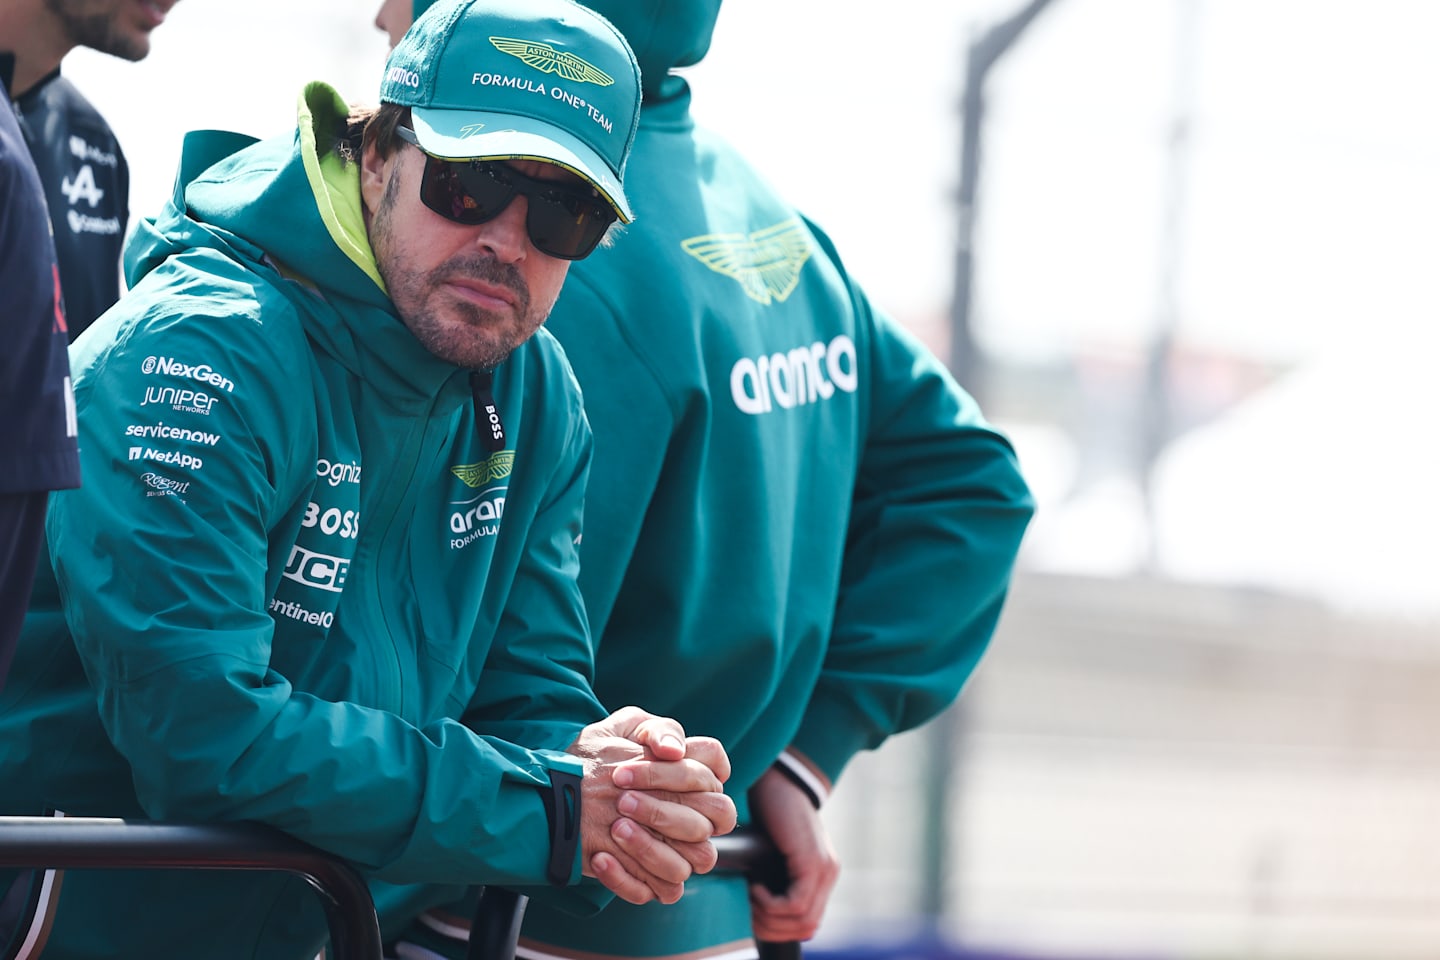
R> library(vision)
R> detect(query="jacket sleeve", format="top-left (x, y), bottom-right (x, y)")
top-left (461, 357), bottom-right (611, 903)
top-left (52, 266), bottom-right (590, 887)
top-left (784, 267), bottom-right (1035, 797)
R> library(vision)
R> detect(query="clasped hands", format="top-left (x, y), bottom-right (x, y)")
top-left (567, 706), bottom-right (736, 905)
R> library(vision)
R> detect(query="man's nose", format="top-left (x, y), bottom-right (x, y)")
top-left (473, 195), bottom-right (530, 263)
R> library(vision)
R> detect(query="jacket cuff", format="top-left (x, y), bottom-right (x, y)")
top-left (537, 752), bottom-right (587, 885)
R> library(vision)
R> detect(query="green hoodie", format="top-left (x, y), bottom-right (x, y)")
top-left (509, 1), bottom-right (1035, 957)
top-left (0, 84), bottom-right (606, 959)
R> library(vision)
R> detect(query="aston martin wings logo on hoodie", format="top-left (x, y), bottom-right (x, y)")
top-left (450, 450), bottom-right (516, 488)
top-left (680, 219), bottom-right (814, 306)
top-left (489, 37), bottom-right (615, 85)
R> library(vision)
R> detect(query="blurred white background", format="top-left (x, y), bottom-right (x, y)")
top-left (62, 1), bottom-right (1440, 956)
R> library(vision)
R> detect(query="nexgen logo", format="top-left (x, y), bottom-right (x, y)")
top-left (141, 356), bottom-right (235, 392)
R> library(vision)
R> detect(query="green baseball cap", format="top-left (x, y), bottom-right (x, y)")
top-left (381, 0), bottom-right (640, 222)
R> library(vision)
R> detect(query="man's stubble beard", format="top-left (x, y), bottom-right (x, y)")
top-left (371, 168), bottom-right (542, 372)
top-left (44, 0), bottom-right (150, 61)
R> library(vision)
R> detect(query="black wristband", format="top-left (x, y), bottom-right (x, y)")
top-left (539, 770), bottom-right (582, 886)
top-left (773, 760), bottom-right (823, 810)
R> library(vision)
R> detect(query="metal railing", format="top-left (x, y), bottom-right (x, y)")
top-left (0, 819), bottom-right (796, 960)
top-left (0, 817), bottom-right (383, 960)
top-left (469, 827), bottom-right (800, 960)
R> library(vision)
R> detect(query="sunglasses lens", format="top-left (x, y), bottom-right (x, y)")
top-left (525, 191), bottom-right (615, 261)
top-left (418, 155), bottom-right (617, 260)
top-left (420, 158), bottom-right (515, 226)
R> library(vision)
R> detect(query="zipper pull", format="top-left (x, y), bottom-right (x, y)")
top-left (470, 370), bottom-right (506, 454)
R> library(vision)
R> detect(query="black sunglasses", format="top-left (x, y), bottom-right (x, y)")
top-left (394, 126), bottom-right (617, 260)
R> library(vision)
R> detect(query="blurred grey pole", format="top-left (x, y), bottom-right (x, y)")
top-left (1139, 0), bottom-right (1201, 572)
top-left (947, 0), bottom-right (1058, 403)
top-left (929, 0), bottom-right (1057, 937)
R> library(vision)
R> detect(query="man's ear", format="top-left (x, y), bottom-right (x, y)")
top-left (360, 139), bottom-right (391, 215)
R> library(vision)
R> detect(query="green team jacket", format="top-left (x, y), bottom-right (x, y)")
top-left (0, 84), bottom-right (606, 959)
top-left (512, 3), bottom-right (1036, 956)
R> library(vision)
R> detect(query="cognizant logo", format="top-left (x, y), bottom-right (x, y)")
top-left (730, 334), bottom-right (858, 415)
top-left (316, 459), bottom-right (362, 487)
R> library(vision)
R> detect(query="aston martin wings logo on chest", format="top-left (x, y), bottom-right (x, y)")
top-left (680, 219), bottom-right (814, 305)
top-left (490, 37), bottom-right (615, 85)
top-left (451, 450), bottom-right (516, 487)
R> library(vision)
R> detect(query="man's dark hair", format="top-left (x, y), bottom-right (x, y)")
top-left (338, 102), bottom-right (410, 166)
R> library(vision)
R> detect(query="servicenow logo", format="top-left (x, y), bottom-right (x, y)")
top-left (730, 334), bottom-right (858, 415)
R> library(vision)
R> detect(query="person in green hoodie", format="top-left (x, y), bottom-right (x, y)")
top-left (378, 2), bottom-right (1034, 959)
top-left (0, 1), bottom-right (741, 957)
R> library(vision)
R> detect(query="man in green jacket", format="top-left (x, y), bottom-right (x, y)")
top-left (378, 2), bottom-right (1035, 959)
top-left (379, 2), bottom-right (1035, 959)
top-left (0, 1), bottom-right (736, 956)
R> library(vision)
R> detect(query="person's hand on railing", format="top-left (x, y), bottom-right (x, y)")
top-left (745, 766), bottom-right (840, 943)
top-left (566, 706), bottom-right (737, 905)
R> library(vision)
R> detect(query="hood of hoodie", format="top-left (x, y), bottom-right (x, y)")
top-left (411, 0), bottom-right (719, 102)
top-left (572, 0), bottom-right (720, 102)
top-left (124, 82), bottom-right (471, 405)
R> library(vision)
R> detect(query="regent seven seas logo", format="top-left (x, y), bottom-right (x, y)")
top-left (489, 36), bottom-right (614, 85)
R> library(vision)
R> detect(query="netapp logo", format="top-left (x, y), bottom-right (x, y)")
top-left (129, 447), bottom-right (204, 470)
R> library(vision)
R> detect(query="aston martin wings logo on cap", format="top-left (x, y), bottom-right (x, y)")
top-left (681, 220), bottom-right (814, 305)
top-left (489, 37), bottom-right (615, 86)
top-left (450, 450), bottom-right (516, 487)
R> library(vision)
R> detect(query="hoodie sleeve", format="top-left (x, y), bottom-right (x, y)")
top-left (783, 264), bottom-right (1035, 799)
top-left (51, 259), bottom-right (593, 887)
